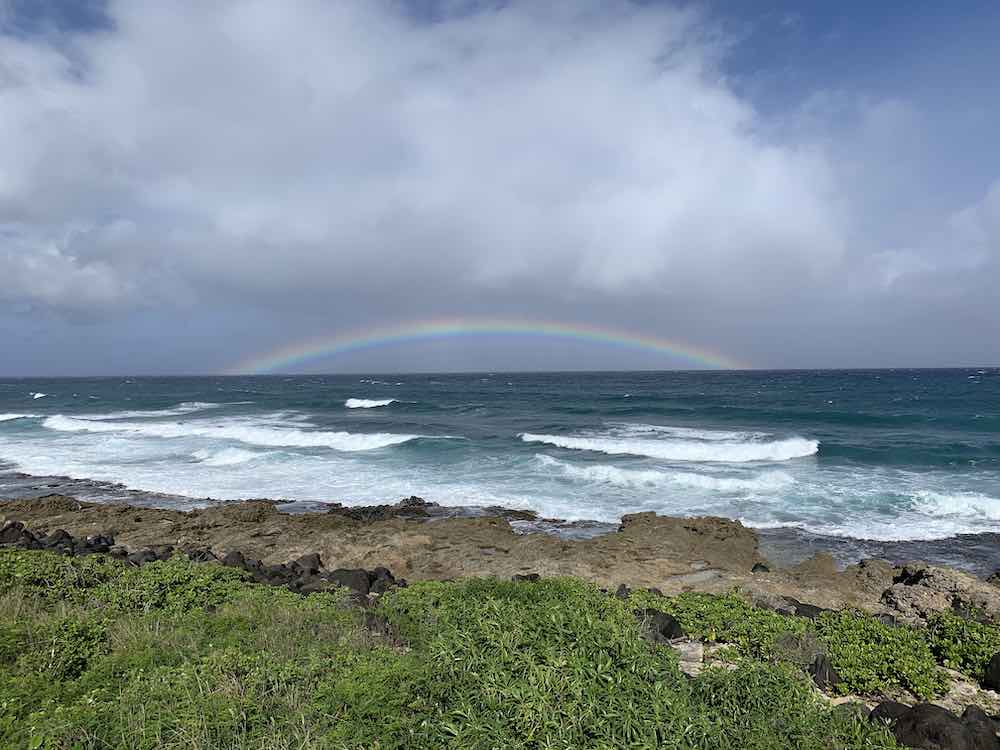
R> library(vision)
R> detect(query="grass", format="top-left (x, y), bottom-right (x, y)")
top-left (0, 547), bottom-right (965, 749)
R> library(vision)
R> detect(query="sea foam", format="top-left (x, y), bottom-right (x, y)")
top-left (43, 414), bottom-right (421, 451)
top-left (0, 414), bottom-right (37, 422)
top-left (521, 427), bottom-right (818, 463)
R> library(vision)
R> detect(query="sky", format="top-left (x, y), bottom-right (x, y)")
top-left (1, 0), bottom-right (998, 374)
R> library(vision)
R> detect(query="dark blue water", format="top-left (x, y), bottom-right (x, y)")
top-left (1, 370), bottom-right (998, 570)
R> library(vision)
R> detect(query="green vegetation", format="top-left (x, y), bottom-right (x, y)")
top-left (629, 591), bottom-right (949, 699)
top-left (4, 546), bottom-right (982, 749)
top-left (927, 610), bottom-right (1000, 679)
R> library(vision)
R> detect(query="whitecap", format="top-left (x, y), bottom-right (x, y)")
top-left (76, 402), bottom-right (221, 420)
top-left (0, 414), bottom-right (37, 422)
top-left (345, 398), bottom-right (397, 409)
top-left (30, 392), bottom-right (47, 399)
top-left (521, 430), bottom-right (818, 463)
top-left (42, 414), bottom-right (424, 451)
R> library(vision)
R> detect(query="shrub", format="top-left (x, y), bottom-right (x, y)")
top-left (927, 610), bottom-right (1000, 680)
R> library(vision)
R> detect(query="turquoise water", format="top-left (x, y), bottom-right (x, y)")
top-left (1, 370), bottom-right (998, 568)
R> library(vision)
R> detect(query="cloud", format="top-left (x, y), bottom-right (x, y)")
top-left (0, 0), bottom-right (996, 370)
top-left (0, 0), bottom-right (844, 311)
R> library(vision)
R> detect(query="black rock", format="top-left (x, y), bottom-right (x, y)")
top-left (127, 549), bottom-right (159, 566)
top-left (808, 654), bottom-right (842, 690)
top-left (615, 584), bottom-right (631, 599)
top-left (221, 550), bottom-right (246, 568)
top-left (636, 608), bottom-right (685, 643)
top-left (83, 534), bottom-right (114, 553)
top-left (780, 597), bottom-right (829, 620)
top-left (870, 701), bottom-right (911, 725)
top-left (644, 587), bottom-right (664, 597)
top-left (109, 545), bottom-right (129, 559)
top-left (329, 568), bottom-right (370, 595)
top-left (512, 573), bottom-right (541, 582)
top-left (263, 563), bottom-right (292, 582)
top-left (291, 553), bottom-right (323, 576)
top-left (243, 558), bottom-right (263, 572)
top-left (42, 529), bottom-right (74, 548)
top-left (369, 577), bottom-right (396, 596)
top-left (0, 520), bottom-right (25, 545)
top-left (875, 613), bottom-right (899, 627)
top-left (891, 703), bottom-right (996, 750)
top-left (183, 547), bottom-right (217, 562)
top-left (296, 575), bottom-right (331, 595)
top-left (751, 562), bottom-right (770, 573)
top-left (962, 706), bottom-right (999, 742)
top-left (371, 566), bottom-right (395, 583)
top-left (983, 653), bottom-right (1000, 691)
top-left (149, 545), bottom-right (174, 561)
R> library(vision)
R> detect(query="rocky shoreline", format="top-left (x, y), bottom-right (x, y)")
top-left (3, 493), bottom-right (1000, 627)
top-left (8, 494), bottom-right (1000, 747)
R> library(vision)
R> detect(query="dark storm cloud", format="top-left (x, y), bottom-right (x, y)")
top-left (0, 0), bottom-right (998, 373)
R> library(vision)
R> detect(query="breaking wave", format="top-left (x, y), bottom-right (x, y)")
top-left (521, 425), bottom-right (819, 463)
top-left (77, 402), bottom-right (221, 420)
top-left (0, 414), bottom-right (37, 422)
top-left (345, 398), bottom-right (397, 409)
top-left (42, 415), bottom-right (421, 452)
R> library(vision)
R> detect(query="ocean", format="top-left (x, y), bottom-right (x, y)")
top-left (2, 370), bottom-right (999, 573)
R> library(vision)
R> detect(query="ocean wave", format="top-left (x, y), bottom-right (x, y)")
top-left (30, 392), bottom-right (47, 399)
top-left (521, 431), bottom-right (819, 463)
top-left (191, 447), bottom-right (266, 466)
top-left (912, 490), bottom-right (1000, 521)
top-left (345, 398), bottom-right (397, 409)
top-left (76, 402), bottom-right (221, 420)
top-left (0, 414), bottom-right (38, 422)
top-left (534, 455), bottom-right (795, 492)
top-left (42, 415), bottom-right (421, 451)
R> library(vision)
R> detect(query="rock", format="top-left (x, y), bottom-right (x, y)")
top-left (291, 553), bottom-right (323, 576)
top-left (772, 631), bottom-right (825, 667)
top-left (262, 563), bottom-right (292, 582)
top-left (891, 703), bottom-right (996, 750)
top-left (221, 550), bottom-right (246, 568)
top-left (512, 573), bottom-right (540, 582)
top-left (808, 653), bottom-right (842, 690)
top-left (636, 608), bottom-right (685, 643)
top-left (369, 577), bottom-right (395, 596)
top-left (986, 570), bottom-right (1000, 588)
top-left (778, 597), bottom-right (830, 620)
top-left (962, 706), bottom-right (999, 740)
top-left (0, 520), bottom-right (25, 544)
top-left (671, 639), bottom-right (704, 677)
top-left (882, 564), bottom-right (1000, 625)
top-left (751, 562), bottom-right (770, 573)
top-left (869, 701), bottom-right (911, 725)
top-left (329, 568), bottom-right (370, 596)
top-left (83, 534), bottom-right (114, 553)
top-left (645, 587), bottom-right (664, 597)
top-left (615, 584), bottom-right (631, 599)
top-left (183, 547), bottom-right (217, 562)
top-left (983, 653), bottom-right (1000, 691)
top-left (127, 549), bottom-right (159, 566)
top-left (108, 545), bottom-right (128, 559)
top-left (296, 575), bottom-right (332, 595)
top-left (41, 529), bottom-right (74, 548)
top-left (149, 545), bottom-right (174, 561)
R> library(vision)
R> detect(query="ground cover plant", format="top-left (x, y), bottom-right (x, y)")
top-left (0, 548), bottom-right (941, 748)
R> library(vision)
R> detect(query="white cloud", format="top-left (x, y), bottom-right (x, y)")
top-left (0, 0), bottom-right (847, 314)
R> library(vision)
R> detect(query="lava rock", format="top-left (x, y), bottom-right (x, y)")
top-left (329, 568), bottom-right (370, 596)
top-left (983, 653), bottom-right (1000, 691)
top-left (615, 584), bottom-right (631, 599)
top-left (780, 597), bottom-right (830, 620)
top-left (962, 706), bottom-right (999, 741)
top-left (512, 573), bottom-right (540, 582)
top-left (183, 547), bottom-right (217, 562)
top-left (869, 701), bottom-right (911, 725)
top-left (636, 608), bottom-right (685, 643)
top-left (0, 520), bottom-right (25, 544)
top-left (127, 549), bottom-right (159, 566)
top-left (149, 545), bottom-right (174, 561)
top-left (41, 529), bottom-right (74, 548)
top-left (370, 566), bottom-right (395, 583)
top-left (84, 534), bottom-right (114, 553)
top-left (808, 653), bottom-right (842, 690)
top-left (891, 703), bottom-right (996, 750)
top-left (291, 553), bottom-right (323, 576)
top-left (751, 562), bottom-right (770, 573)
top-left (221, 550), bottom-right (246, 568)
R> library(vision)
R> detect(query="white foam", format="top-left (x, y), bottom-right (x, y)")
top-left (42, 414), bottom-right (421, 451)
top-left (30, 392), bottom-right (47, 399)
top-left (345, 398), bottom-right (397, 409)
top-left (191, 447), bottom-right (265, 466)
top-left (535, 455), bottom-right (796, 492)
top-left (76, 402), bottom-right (221, 420)
top-left (0, 414), bottom-right (37, 422)
top-left (521, 432), bottom-right (818, 463)
top-left (912, 490), bottom-right (1000, 521)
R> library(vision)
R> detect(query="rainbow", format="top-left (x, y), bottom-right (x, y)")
top-left (227, 318), bottom-right (747, 374)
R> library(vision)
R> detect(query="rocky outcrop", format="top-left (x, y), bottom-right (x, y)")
top-left (881, 563), bottom-right (1000, 625)
top-left (881, 702), bottom-right (999, 750)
